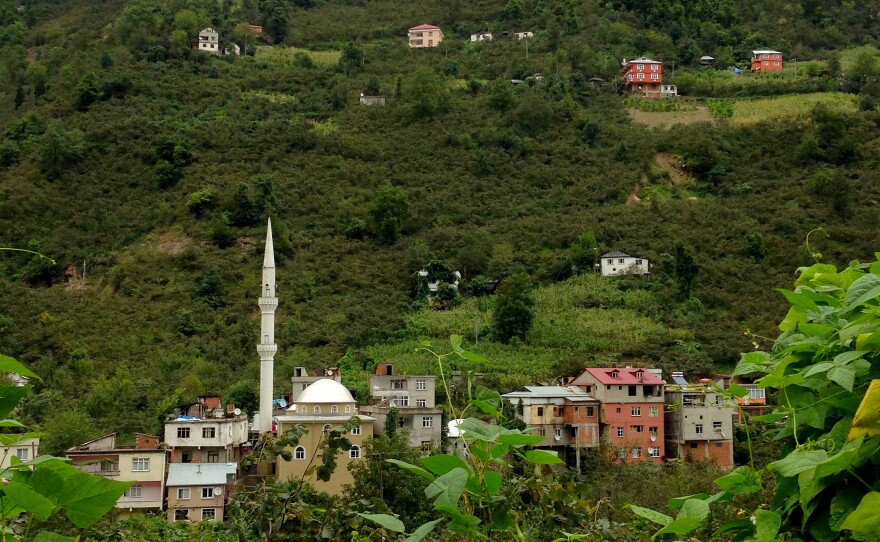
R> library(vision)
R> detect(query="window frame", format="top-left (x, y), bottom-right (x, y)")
top-left (177, 427), bottom-right (190, 439)
top-left (349, 445), bottom-right (361, 459)
top-left (131, 458), bottom-right (150, 472)
top-left (177, 488), bottom-right (191, 500)
top-left (294, 446), bottom-right (306, 460)
top-left (202, 508), bottom-right (216, 521)
top-left (631, 406), bottom-right (641, 417)
top-left (422, 416), bottom-right (433, 428)
top-left (202, 487), bottom-right (214, 499)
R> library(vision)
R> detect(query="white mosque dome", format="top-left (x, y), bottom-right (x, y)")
top-left (295, 379), bottom-right (355, 404)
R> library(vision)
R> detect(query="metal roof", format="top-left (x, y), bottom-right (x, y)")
top-left (753, 50), bottom-right (782, 55)
top-left (166, 463), bottom-right (236, 487)
top-left (503, 386), bottom-right (596, 401)
top-left (275, 414), bottom-right (375, 423)
top-left (409, 23), bottom-right (440, 31)
top-left (600, 251), bottom-right (632, 258)
top-left (578, 368), bottom-right (664, 386)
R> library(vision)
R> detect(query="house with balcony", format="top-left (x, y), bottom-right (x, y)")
top-left (0, 437), bottom-right (39, 468)
top-left (166, 462), bottom-right (237, 523)
top-left (664, 372), bottom-right (735, 467)
top-left (570, 368), bottom-right (665, 463)
top-left (408, 24), bottom-right (443, 48)
top-left (360, 364), bottom-right (443, 450)
top-left (751, 50), bottom-right (783, 73)
top-left (163, 396), bottom-right (249, 465)
top-left (66, 433), bottom-right (167, 515)
top-left (275, 379), bottom-right (375, 495)
top-left (621, 57), bottom-right (663, 97)
top-left (598, 251), bottom-right (650, 278)
top-left (735, 383), bottom-right (767, 422)
top-left (502, 386), bottom-right (600, 466)
top-left (196, 28), bottom-right (221, 55)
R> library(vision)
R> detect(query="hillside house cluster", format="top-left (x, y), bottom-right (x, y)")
top-left (408, 24), bottom-right (533, 48)
top-left (503, 369), bottom-right (742, 468)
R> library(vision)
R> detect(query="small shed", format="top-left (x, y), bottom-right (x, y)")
top-left (359, 94), bottom-right (385, 106)
top-left (699, 55), bottom-right (715, 66)
top-left (470, 31), bottom-right (493, 42)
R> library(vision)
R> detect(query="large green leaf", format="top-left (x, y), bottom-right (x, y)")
top-left (4, 480), bottom-right (56, 520)
top-left (482, 470), bottom-right (502, 497)
top-left (844, 274), bottom-right (880, 311)
top-left (424, 467), bottom-right (468, 508)
top-left (404, 519), bottom-right (442, 542)
top-left (387, 459), bottom-right (435, 482)
top-left (29, 460), bottom-right (131, 527)
top-left (0, 355), bottom-right (39, 379)
top-left (497, 432), bottom-right (543, 446)
top-left (523, 449), bottom-right (564, 465)
top-left (0, 385), bottom-right (29, 420)
top-left (625, 504), bottom-right (671, 527)
top-left (828, 365), bottom-right (856, 392)
top-left (754, 509), bottom-right (781, 540)
top-left (715, 466), bottom-right (762, 495)
top-left (357, 513), bottom-right (405, 533)
top-left (769, 449), bottom-right (828, 477)
top-left (420, 454), bottom-right (471, 476)
top-left (840, 491), bottom-right (880, 535)
top-left (778, 288), bottom-right (818, 311)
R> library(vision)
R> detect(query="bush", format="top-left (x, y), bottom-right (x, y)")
top-left (492, 274), bottom-right (535, 343)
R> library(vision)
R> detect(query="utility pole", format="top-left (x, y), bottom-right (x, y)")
top-left (525, 38), bottom-right (528, 59)
top-left (82, 260), bottom-right (86, 289)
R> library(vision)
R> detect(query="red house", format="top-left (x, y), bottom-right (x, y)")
top-left (621, 57), bottom-right (663, 96)
top-left (751, 50), bottom-right (783, 73)
top-left (570, 367), bottom-right (665, 463)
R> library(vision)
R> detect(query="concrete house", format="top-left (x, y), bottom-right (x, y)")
top-left (164, 397), bottom-right (249, 465)
top-left (360, 364), bottom-right (443, 450)
top-left (502, 386), bottom-right (600, 466)
top-left (571, 368), bottom-right (665, 463)
top-left (166, 462), bottom-right (237, 523)
top-left (514, 31), bottom-right (533, 39)
top-left (66, 434), bottom-right (167, 515)
top-left (598, 251), bottom-right (650, 277)
top-left (359, 94), bottom-right (386, 106)
top-left (0, 437), bottom-right (39, 468)
top-left (408, 24), bottom-right (443, 48)
top-left (664, 372), bottom-right (735, 467)
top-left (471, 31), bottom-right (493, 42)
top-left (196, 28), bottom-right (220, 55)
top-left (621, 56), bottom-right (663, 97)
top-left (751, 50), bottom-right (783, 73)
top-left (274, 379), bottom-right (375, 495)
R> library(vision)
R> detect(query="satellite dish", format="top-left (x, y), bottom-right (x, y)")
top-left (213, 487), bottom-right (223, 496)
top-left (327, 370), bottom-right (334, 376)
top-left (233, 408), bottom-right (242, 416)
top-left (650, 435), bottom-right (657, 441)
top-left (554, 435), bottom-right (561, 441)
top-left (278, 398), bottom-right (288, 408)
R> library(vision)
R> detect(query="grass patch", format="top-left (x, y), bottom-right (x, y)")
top-left (255, 46), bottom-right (342, 69)
top-left (628, 107), bottom-right (714, 128)
top-left (730, 92), bottom-right (858, 126)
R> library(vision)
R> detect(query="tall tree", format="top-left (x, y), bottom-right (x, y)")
top-left (492, 274), bottom-right (535, 343)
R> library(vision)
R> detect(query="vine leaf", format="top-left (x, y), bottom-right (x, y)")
top-left (840, 491), bottom-right (880, 535)
top-left (849, 380), bottom-right (880, 440)
top-left (425, 467), bottom-right (468, 508)
top-left (404, 519), bottom-right (443, 542)
top-left (357, 513), bottom-right (405, 533)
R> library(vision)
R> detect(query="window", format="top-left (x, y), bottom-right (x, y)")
top-left (636, 371), bottom-right (643, 378)
top-left (393, 395), bottom-right (409, 407)
top-left (177, 427), bottom-right (190, 439)
top-left (132, 458), bottom-right (150, 472)
top-left (774, 61), bottom-right (779, 66)
top-left (416, 399), bottom-right (427, 407)
top-left (294, 446), bottom-right (306, 460)
top-left (611, 371), bottom-right (619, 378)
top-left (607, 259), bottom-right (613, 264)
top-left (202, 487), bottom-right (214, 499)
top-left (100, 460), bottom-right (119, 473)
top-left (345, 405), bottom-right (351, 413)
top-left (174, 509), bottom-right (189, 521)
top-left (416, 379), bottom-right (426, 390)
top-left (202, 508), bottom-right (216, 521)
top-left (637, 64), bottom-right (644, 70)
top-left (124, 485), bottom-right (142, 498)
top-left (422, 416), bottom-right (433, 428)
top-left (397, 417), bottom-right (406, 428)
top-left (690, 442), bottom-right (699, 449)
top-left (649, 427), bottom-right (658, 438)
top-left (632, 425), bottom-right (644, 433)
top-left (300, 405), bottom-right (307, 413)
top-left (421, 441), bottom-right (433, 451)
top-left (350, 445), bottom-right (361, 459)
top-left (586, 407), bottom-right (595, 417)
top-left (649, 407), bottom-right (659, 417)
top-left (649, 447), bottom-right (661, 457)
top-left (202, 427), bottom-right (216, 439)
top-left (618, 259), bottom-right (625, 264)
top-left (713, 421), bottom-right (723, 432)
top-left (536, 407), bottom-right (544, 417)
top-left (651, 64), bottom-right (658, 71)
top-left (616, 407), bottom-right (622, 414)
top-left (207, 451), bottom-right (219, 463)
top-left (181, 452), bottom-right (193, 463)
top-left (616, 427), bottom-right (624, 438)
top-left (631, 407), bottom-right (641, 417)
top-left (554, 428), bottom-right (562, 438)
top-left (391, 380), bottom-right (406, 390)
top-left (632, 447), bottom-right (642, 459)
top-left (695, 424), bottom-right (704, 435)
top-left (15, 448), bottom-right (28, 460)
top-left (651, 73), bottom-right (659, 80)
top-left (351, 425), bottom-right (361, 436)
top-left (763, 54), bottom-right (769, 59)
top-left (331, 405), bottom-right (338, 414)
top-left (538, 428), bottom-right (546, 436)
top-left (628, 385), bottom-right (637, 397)
top-left (177, 488), bottom-right (191, 500)
top-left (314, 406), bottom-right (321, 414)
top-left (428, 40), bottom-right (433, 45)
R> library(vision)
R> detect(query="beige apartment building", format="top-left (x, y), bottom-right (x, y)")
top-left (0, 437), bottom-right (39, 468)
top-left (66, 433), bottom-right (167, 515)
top-left (360, 364), bottom-right (442, 450)
top-left (166, 462), bottom-right (237, 523)
top-left (408, 24), bottom-right (443, 48)
top-left (164, 396), bottom-right (249, 464)
top-left (275, 378), bottom-right (374, 495)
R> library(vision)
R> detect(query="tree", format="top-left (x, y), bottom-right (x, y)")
top-left (224, 380), bottom-right (259, 414)
top-left (501, 0), bottom-right (525, 20)
top-left (369, 181), bottom-right (409, 245)
top-left (569, 231), bottom-right (598, 273)
top-left (486, 78), bottom-right (514, 112)
top-left (491, 274), bottom-right (534, 343)
top-left (383, 407), bottom-right (400, 437)
top-left (672, 242), bottom-right (698, 299)
top-left (339, 42), bottom-right (364, 75)
top-left (404, 68), bottom-right (449, 118)
top-left (193, 268), bottom-right (225, 307)
top-left (233, 22), bottom-right (258, 56)
top-left (39, 120), bottom-right (85, 179)
top-left (261, 0), bottom-right (289, 43)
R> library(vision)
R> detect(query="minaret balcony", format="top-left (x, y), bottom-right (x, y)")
top-left (257, 344), bottom-right (277, 354)
top-left (258, 297), bottom-right (278, 307)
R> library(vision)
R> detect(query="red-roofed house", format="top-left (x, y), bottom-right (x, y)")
top-left (621, 57), bottom-right (663, 96)
top-left (570, 368), bottom-right (665, 463)
top-left (408, 24), bottom-right (443, 48)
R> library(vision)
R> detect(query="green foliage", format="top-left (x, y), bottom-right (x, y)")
top-left (706, 99), bottom-right (734, 119)
top-left (39, 120), bottom-right (85, 179)
top-left (492, 274), bottom-right (535, 343)
top-left (404, 68), bottom-right (450, 118)
top-left (368, 181), bottom-right (409, 246)
top-left (223, 379), bottom-right (258, 414)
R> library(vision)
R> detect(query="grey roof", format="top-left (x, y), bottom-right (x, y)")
top-left (671, 374), bottom-right (689, 386)
top-left (503, 386), bottom-right (596, 402)
top-left (166, 463), bottom-right (236, 487)
top-left (600, 251), bottom-right (632, 258)
top-left (275, 414), bottom-right (375, 424)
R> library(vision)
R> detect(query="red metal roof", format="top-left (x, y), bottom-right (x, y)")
top-left (580, 368), bottom-right (663, 385)
top-left (409, 23), bottom-right (440, 31)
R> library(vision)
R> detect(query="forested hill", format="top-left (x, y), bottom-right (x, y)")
top-left (1, 0), bottom-right (880, 450)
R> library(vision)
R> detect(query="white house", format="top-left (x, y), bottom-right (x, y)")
top-left (598, 251), bottom-right (650, 277)
top-left (514, 31), bottom-right (533, 39)
top-left (470, 31), bottom-right (493, 42)
top-left (197, 28), bottom-right (220, 55)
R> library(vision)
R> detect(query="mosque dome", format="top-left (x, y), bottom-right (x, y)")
top-left (295, 379), bottom-right (355, 404)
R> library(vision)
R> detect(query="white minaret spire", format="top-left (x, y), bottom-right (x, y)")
top-left (257, 218), bottom-right (278, 433)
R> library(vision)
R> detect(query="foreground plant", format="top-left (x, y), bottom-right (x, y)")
top-left (1, 354), bottom-right (130, 541)
top-left (628, 255), bottom-right (880, 541)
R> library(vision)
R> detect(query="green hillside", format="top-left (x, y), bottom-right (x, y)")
top-left (1, 0), bottom-right (880, 453)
